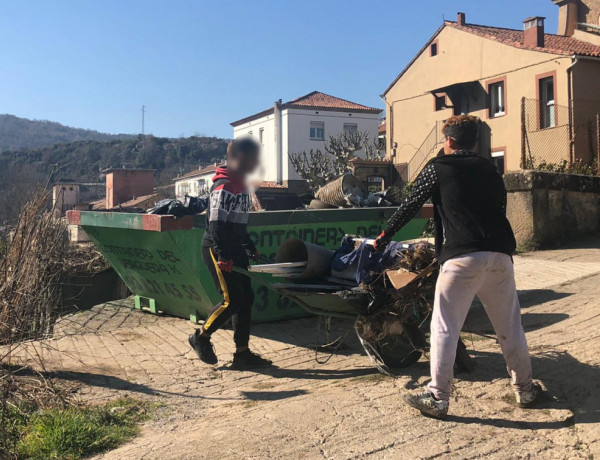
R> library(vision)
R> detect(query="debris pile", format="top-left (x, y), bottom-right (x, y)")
top-left (357, 241), bottom-right (437, 370)
top-left (64, 244), bottom-right (111, 275)
top-left (309, 174), bottom-right (407, 209)
top-left (257, 235), bottom-right (439, 371)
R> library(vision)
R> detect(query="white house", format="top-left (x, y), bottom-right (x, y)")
top-left (173, 163), bottom-right (223, 201)
top-left (230, 91), bottom-right (382, 193)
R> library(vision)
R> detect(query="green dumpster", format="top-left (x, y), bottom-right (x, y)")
top-left (67, 206), bottom-right (432, 323)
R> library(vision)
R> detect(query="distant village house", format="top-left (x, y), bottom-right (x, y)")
top-left (173, 163), bottom-right (223, 201)
top-left (230, 91), bottom-right (382, 193)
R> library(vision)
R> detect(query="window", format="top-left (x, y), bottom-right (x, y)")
top-left (343, 123), bottom-right (358, 134)
top-left (539, 77), bottom-right (555, 129)
top-left (367, 176), bottom-right (384, 193)
top-left (453, 94), bottom-right (469, 116)
top-left (434, 94), bottom-right (446, 111)
top-left (310, 121), bottom-right (325, 140)
top-left (178, 183), bottom-right (190, 196)
top-left (430, 42), bottom-right (438, 56)
top-left (489, 81), bottom-right (505, 117)
top-left (259, 128), bottom-right (264, 144)
top-left (491, 150), bottom-right (505, 175)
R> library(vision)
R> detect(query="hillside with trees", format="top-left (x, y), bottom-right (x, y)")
top-left (0, 135), bottom-right (229, 185)
top-left (0, 114), bottom-right (135, 151)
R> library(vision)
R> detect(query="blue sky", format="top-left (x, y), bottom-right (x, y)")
top-left (0, 0), bottom-right (558, 138)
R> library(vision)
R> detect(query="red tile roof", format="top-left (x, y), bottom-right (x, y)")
top-left (174, 163), bottom-right (225, 181)
top-left (259, 181), bottom-right (287, 190)
top-left (231, 91), bottom-right (381, 126)
top-left (89, 193), bottom-right (160, 210)
top-left (287, 91), bottom-right (381, 112)
top-left (446, 21), bottom-right (600, 57)
top-left (384, 20), bottom-right (600, 96)
top-left (90, 198), bottom-right (105, 210)
top-left (119, 193), bottom-right (160, 208)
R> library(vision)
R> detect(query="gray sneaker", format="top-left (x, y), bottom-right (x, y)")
top-left (516, 383), bottom-right (543, 408)
top-left (403, 391), bottom-right (449, 419)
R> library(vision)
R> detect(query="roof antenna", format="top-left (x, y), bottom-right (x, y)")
top-left (442, 13), bottom-right (445, 22)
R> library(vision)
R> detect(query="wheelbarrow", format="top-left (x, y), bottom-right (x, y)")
top-left (244, 238), bottom-right (474, 375)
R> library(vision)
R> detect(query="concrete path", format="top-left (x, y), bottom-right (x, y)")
top-left (11, 240), bottom-right (600, 459)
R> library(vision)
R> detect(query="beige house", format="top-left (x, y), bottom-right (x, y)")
top-left (383, 1), bottom-right (600, 180)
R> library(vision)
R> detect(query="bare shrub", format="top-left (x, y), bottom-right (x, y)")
top-left (0, 190), bottom-right (67, 346)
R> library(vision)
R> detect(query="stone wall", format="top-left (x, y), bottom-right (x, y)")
top-left (505, 170), bottom-right (600, 248)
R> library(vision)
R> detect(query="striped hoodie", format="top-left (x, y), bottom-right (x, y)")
top-left (201, 166), bottom-right (256, 262)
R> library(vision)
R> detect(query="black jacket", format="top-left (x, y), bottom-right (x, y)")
top-left (201, 166), bottom-right (256, 263)
top-left (385, 151), bottom-right (516, 264)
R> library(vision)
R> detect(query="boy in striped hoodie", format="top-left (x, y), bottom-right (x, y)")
top-left (188, 137), bottom-right (271, 369)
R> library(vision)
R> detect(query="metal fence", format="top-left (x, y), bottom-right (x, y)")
top-left (396, 120), bottom-right (445, 182)
top-left (522, 97), bottom-right (600, 171)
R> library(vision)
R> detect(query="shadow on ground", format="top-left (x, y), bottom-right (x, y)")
top-left (454, 349), bottom-right (599, 428)
top-left (223, 364), bottom-right (377, 381)
top-left (14, 369), bottom-right (243, 401)
top-left (517, 289), bottom-right (573, 307)
top-left (240, 389), bottom-right (308, 401)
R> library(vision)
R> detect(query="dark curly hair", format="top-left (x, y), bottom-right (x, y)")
top-left (442, 115), bottom-right (480, 150)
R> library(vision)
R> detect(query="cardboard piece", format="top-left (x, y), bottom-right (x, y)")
top-left (385, 270), bottom-right (418, 290)
top-left (385, 262), bottom-right (437, 290)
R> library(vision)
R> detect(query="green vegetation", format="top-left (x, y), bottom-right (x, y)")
top-left (516, 238), bottom-right (540, 254)
top-left (2, 397), bottom-right (153, 459)
top-left (0, 134), bottom-right (228, 186)
top-left (0, 114), bottom-right (134, 152)
top-left (525, 158), bottom-right (599, 176)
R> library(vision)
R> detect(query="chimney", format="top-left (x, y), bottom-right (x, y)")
top-left (523, 16), bottom-right (546, 48)
top-left (105, 169), bottom-right (154, 209)
top-left (553, 0), bottom-right (578, 36)
top-left (274, 100), bottom-right (283, 184)
top-left (457, 12), bottom-right (466, 26)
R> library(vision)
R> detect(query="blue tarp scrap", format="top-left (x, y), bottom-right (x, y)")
top-left (331, 236), bottom-right (410, 285)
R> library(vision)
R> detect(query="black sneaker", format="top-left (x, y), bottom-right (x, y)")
top-left (231, 349), bottom-right (272, 370)
top-left (188, 330), bottom-right (218, 365)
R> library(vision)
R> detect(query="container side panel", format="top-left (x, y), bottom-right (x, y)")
top-left (82, 226), bottom-right (211, 320)
top-left (82, 209), bottom-right (428, 323)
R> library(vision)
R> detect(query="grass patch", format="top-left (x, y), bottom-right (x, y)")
top-left (2, 397), bottom-right (153, 459)
top-left (515, 238), bottom-right (540, 254)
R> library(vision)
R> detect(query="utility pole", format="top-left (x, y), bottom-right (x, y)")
top-left (141, 105), bottom-right (146, 135)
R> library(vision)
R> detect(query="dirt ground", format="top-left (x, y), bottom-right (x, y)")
top-left (11, 238), bottom-right (600, 459)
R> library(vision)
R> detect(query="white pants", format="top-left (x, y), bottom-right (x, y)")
top-left (427, 251), bottom-right (533, 401)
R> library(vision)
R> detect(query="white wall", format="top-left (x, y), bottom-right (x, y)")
top-left (175, 172), bottom-right (214, 200)
top-left (232, 114), bottom-right (276, 183)
top-left (233, 108), bottom-right (380, 183)
top-left (52, 184), bottom-right (80, 217)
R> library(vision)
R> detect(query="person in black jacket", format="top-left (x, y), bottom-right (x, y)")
top-left (374, 115), bottom-right (540, 419)
top-left (188, 137), bottom-right (272, 369)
